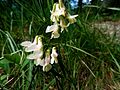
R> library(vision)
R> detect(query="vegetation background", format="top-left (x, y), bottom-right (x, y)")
top-left (0, 0), bottom-right (120, 90)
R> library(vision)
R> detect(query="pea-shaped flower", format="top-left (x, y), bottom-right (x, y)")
top-left (59, 16), bottom-right (70, 32)
top-left (51, 47), bottom-right (58, 64)
top-left (67, 14), bottom-right (78, 24)
top-left (21, 36), bottom-right (44, 66)
top-left (20, 36), bottom-right (38, 52)
top-left (44, 49), bottom-right (51, 64)
top-left (34, 58), bottom-right (44, 66)
top-left (21, 36), bottom-right (43, 52)
top-left (46, 23), bottom-right (60, 39)
top-left (50, 3), bottom-right (66, 22)
top-left (41, 49), bottom-right (52, 72)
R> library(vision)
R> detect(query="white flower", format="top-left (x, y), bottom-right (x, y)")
top-left (50, 3), bottom-right (66, 22)
top-left (53, 4), bottom-right (65, 16)
top-left (67, 14), bottom-right (78, 24)
top-left (44, 49), bottom-right (51, 64)
top-left (21, 36), bottom-right (44, 66)
top-left (27, 50), bottom-right (43, 60)
top-left (34, 58), bottom-right (45, 66)
top-left (59, 18), bottom-right (70, 32)
top-left (51, 47), bottom-right (58, 64)
top-left (20, 35), bottom-right (39, 48)
top-left (21, 36), bottom-right (43, 52)
top-left (25, 44), bottom-right (41, 52)
top-left (26, 37), bottom-right (43, 52)
top-left (46, 24), bottom-right (60, 39)
top-left (42, 49), bottom-right (52, 72)
top-left (51, 29), bottom-right (60, 39)
top-left (20, 41), bottom-right (33, 47)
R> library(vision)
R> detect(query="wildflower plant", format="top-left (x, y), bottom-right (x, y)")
top-left (2, 0), bottom-right (120, 89)
top-left (21, 0), bottom-right (78, 72)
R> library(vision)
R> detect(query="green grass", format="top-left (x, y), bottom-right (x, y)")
top-left (0, 0), bottom-right (120, 90)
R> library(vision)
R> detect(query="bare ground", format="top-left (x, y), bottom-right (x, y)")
top-left (91, 20), bottom-right (120, 43)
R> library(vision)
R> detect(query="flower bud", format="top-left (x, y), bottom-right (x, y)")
top-left (43, 64), bottom-right (52, 72)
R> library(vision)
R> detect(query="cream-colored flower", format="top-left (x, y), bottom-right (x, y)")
top-left (44, 49), bottom-right (51, 64)
top-left (46, 24), bottom-right (58, 33)
top-left (25, 37), bottom-right (43, 52)
top-left (59, 18), bottom-right (70, 32)
top-left (42, 49), bottom-right (52, 72)
top-left (51, 47), bottom-right (58, 64)
top-left (50, 3), bottom-right (66, 22)
top-left (21, 36), bottom-right (44, 66)
top-left (20, 41), bottom-right (33, 47)
top-left (46, 24), bottom-right (60, 39)
top-left (27, 50), bottom-right (43, 60)
top-left (53, 4), bottom-right (65, 16)
top-left (34, 58), bottom-right (45, 66)
top-left (67, 14), bottom-right (78, 24)
top-left (51, 29), bottom-right (60, 39)
top-left (21, 36), bottom-right (43, 52)
top-left (20, 36), bottom-right (38, 47)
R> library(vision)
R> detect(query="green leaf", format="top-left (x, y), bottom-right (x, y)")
top-left (0, 75), bottom-right (7, 81)
top-left (4, 53), bottom-right (20, 64)
top-left (107, 7), bottom-right (120, 11)
top-left (0, 74), bottom-right (8, 86)
top-left (0, 58), bottom-right (10, 73)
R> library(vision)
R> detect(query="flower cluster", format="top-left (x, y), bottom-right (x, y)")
top-left (21, 36), bottom-right (58, 72)
top-left (21, 0), bottom-right (78, 72)
top-left (46, 0), bottom-right (78, 39)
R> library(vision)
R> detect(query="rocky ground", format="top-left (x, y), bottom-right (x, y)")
top-left (91, 20), bottom-right (120, 43)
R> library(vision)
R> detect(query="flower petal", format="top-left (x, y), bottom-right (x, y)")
top-left (59, 19), bottom-right (70, 28)
top-left (33, 35), bottom-right (39, 44)
top-left (25, 44), bottom-right (41, 52)
top-left (21, 41), bottom-right (32, 47)
top-left (27, 50), bottom-right (43, 59)
top-left (45, 49), bottom-right (51, 64)
top-left (38, 37), bottom-right (43, 48)
top-left (46, 26), bottom-right (53, 33)
top-left (46, 24), bottom-right (58, 33)
top-left (67, 14), bottom-right (78, 24)
top-left (34, 58), bottom-right (45, 66)
top-left (50, 47), bottom-right (58, 64)
top-left (51, 30), bottom-right (60, 39)
top-left (69, 15), bottom-right (78, 18)
top-left (50, 57), bottom-right (54, 64)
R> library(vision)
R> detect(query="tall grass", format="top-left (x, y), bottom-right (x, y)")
top-left (0, 0), bottom-right (120, 90)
